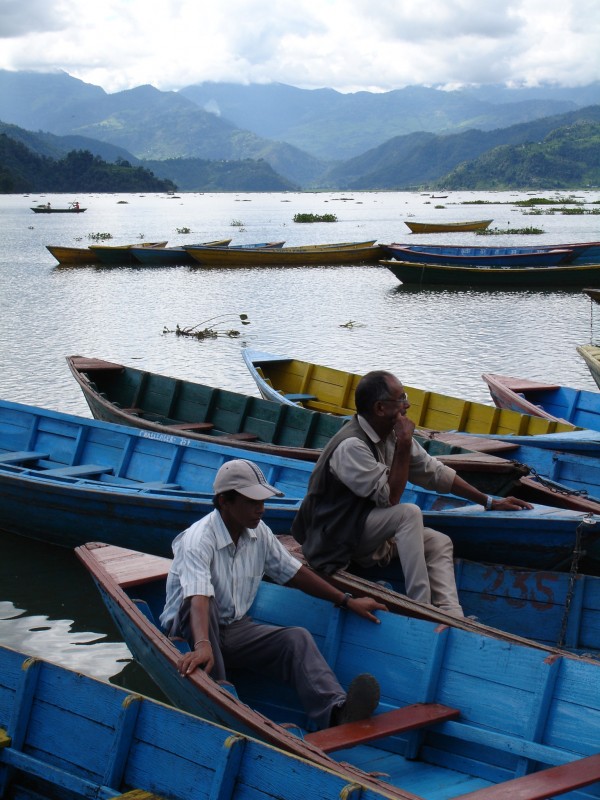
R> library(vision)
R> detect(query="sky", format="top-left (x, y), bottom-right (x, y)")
top-left (1, 0), bottom-right (599, 95)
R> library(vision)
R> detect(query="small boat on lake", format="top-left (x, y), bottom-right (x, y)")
top-left (88, 240), bottom-right (169, 265)
top-left (403, 219), bottom-right (493, 233)
top-left (578, 344), bottom-right (600, 389)
top-left (391, 241), bottom-right (600, 265)
top-left (2, 398), bottom-right (598, 568)
top-left (381, 244), bottom-right (573, 267)
top-left (185, 241), bottom-right (384, 266)
top-left (1, 643), bottom-right (386, 800)
top-left (46, 245), bottom-right (98, 265)
top-left (31, 202), bottom-right (86, 213)
top-left (129, 238), bottom-right (232, 266)
top-left (67, 354), bottom-right (346, 461)
top-left (483, 372), bottom-right (600, 431)
top-left (381, 259), bottom-right (600, 287)
top-left (76, 540), bottom-right (600, 800)
top-left (242, 348), bottom-right (578, 434)
top-left (280, 535), bottom-right (600, 656)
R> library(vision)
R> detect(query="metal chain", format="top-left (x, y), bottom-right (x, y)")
top-left (557, 515), bottom-right (596, 648)
top-left (527, 465), bottom-right (589, 497)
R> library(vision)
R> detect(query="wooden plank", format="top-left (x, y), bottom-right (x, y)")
top-left (42, 464), bottom-right (112, 478)
top-left (454, 752), bottom-right (600, 800)
top-left (84, 543), bottom-right (171, 587)
top-left (165, 422), bottom-right (214, 431)
top-left (71, 356), bottom-right (124, 372)
top-left (0, 450), bottom-right (49, 464)
top-left (304, 703), bottom-right (460, 753)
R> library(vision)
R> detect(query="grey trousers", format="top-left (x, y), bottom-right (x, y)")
top-left (168, 597), bottom-right (346, 729)
top-left (353, 502), bottom-right (463, 616)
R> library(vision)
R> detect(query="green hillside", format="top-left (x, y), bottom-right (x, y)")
top-left (439, 121), bottom-right (600, 190)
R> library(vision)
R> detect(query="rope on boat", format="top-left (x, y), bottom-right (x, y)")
top-left (557, 515), bottom-right (596, 648)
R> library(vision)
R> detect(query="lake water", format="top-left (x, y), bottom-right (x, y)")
top-left (2, 188), bottom-right (600, 698)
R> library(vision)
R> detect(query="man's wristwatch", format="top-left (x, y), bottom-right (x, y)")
top-left (336, 592), bottom-right (353, 608)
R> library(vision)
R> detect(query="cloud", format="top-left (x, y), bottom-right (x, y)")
top-left (0, 0), bottom-right (70, 38)
top-left (0, 0), bottom-right (598, 92)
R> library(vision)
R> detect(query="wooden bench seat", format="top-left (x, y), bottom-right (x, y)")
top-left (165, 422), bottom-right (214, 432)
top-left (454, 752), bottom-right (600, 800)
top-left (42, 464), bottom-right (113, 478)
top-left (0, 450), bottom-right (49, 464)
top-left (224, 432), bottom-right (260, 441)
top-left (137, 482), bottom-right (180, 491)
top-left (284, 393), bottom-right (318, 403)
top-left (304, 703), bottom-right (460, 753)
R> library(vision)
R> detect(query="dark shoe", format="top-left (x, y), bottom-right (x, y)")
top-left (331, 673), bottom-right (380, 726)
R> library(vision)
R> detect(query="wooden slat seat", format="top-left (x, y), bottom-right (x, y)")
top-left (165, 422), bottom-right (214, 431)
top-left (454, 752), bottom-right (600, 800)
top-left (304, 703), bottom-right (460, 753)
top-left (284, 393), bottom-right (318, 403)
top-left (0, 450), bottom-right (49, 464)
top-left (41, 464), bottom-right (113, 478)
top-left (137, 482), bottom-right (180, 491)
top-left (224, 432), bottom-right (260, 441)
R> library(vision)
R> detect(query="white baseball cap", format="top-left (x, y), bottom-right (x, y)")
top-left (213, 459), bottom-right (284, 500)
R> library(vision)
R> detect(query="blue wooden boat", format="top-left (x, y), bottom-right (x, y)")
top-left (129, 238), bottom-right (232, 265)
top-left (88, 241), bottom-right (169, 265)
top-left (381, 244), bottom-right (573, 267)
top-left (380, 259), bottom-right (600, 287)
top-left (451, 428), bottom-right (600, 502)
top-left (2, 398), bottom-right (599, 568)
top-left (76, 541), bottom-right (600, 800)
top-left (279, 535), bottom-right (600, 657)
top-left (483, 372), bottom-right (600, 431)
top-left (383, 241), bottom-right (600, 265)
top-left (0, 398), bottom-right (312, 549)
top-left (0, 643), bottom-right (401, 800)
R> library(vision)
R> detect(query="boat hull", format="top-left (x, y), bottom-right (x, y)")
top-left (382, 259), bottom-right (600, 287)
top-left (186, 243), bottom-right (384, 266)
top-left (1, 398), bottom-right (598, 568)
top-left (381, 245), bottom-right (572, 267)
top-left (46, 245), bottom-right (98, 265)
top-left (404, 219), bottom-right (492, 233)
top-left (89, 241), bottom-right (168, 264)
top-left (0, 643), bottom-right (380, 800)
top-left (242, 348), bottom-right (577, 434)
top-left (483, 372), bottom-right (600, 431)
top-left (77, 541), bottom-right (600, 800)
top-left (577, 344), bottom-right (600, 390)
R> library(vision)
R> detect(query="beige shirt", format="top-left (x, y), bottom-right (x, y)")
top-left (329, 415), bottom-right (456, 506)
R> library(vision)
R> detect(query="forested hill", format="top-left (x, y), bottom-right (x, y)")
top-left (437, 120), bottom-right (600, 190)
top-left (0, 133), bottom-right (176, 193)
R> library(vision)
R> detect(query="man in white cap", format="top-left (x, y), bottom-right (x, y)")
top-left (160, 458), bottom-right (386, 731)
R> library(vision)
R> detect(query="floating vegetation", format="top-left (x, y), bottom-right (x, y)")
top-left (460, 200), bottom-right (494, 204)
top-left (87, 232), bottom-right (113, 241)
top-left (514, 197), bottom-right (583, 207)
top-left (477, 226), bottom-right (544, 235)
top-left (163, 313), bottom-right (250, 341)
top-left (293, 213), bottom-right (338, 223)
top-left (117, 200), bottom-right (128, 204)
top-left (230, 219), bottom-right (245, 227)
top-left (523, 207), bottom-right (600, 216)
top-left (176, 226), bottom-right (191, 234)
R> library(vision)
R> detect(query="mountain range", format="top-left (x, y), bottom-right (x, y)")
top-left (1, 69), bottom-right (599, 190)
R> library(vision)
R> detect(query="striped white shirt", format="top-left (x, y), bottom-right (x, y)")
top-left (160, 509), bottom-right (301, 628)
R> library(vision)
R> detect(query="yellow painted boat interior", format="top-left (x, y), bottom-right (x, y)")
top-left (256, 358), bottom-right (578, 435)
